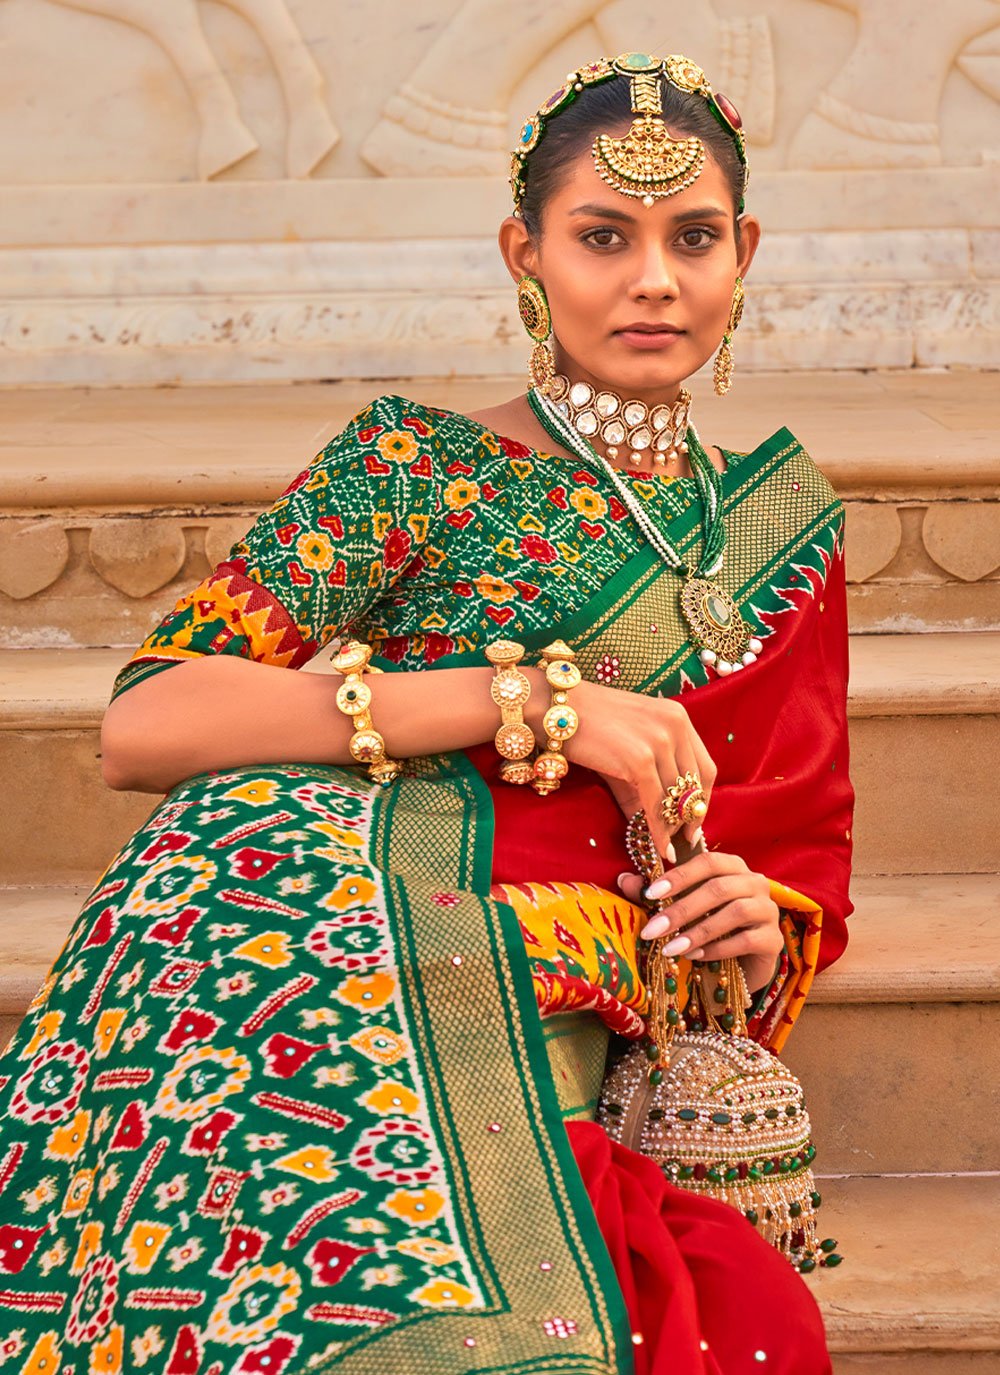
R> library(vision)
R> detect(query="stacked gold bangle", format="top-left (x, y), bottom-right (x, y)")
top-left (485, 639), bottom-right (537, 785)
top-left (531, 639), bottom-right (581, 795)
top-left (331, 640), bottom-right (403, 786)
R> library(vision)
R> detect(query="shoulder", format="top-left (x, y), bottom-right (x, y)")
top-left (729, 425), bottom-right (842, 515)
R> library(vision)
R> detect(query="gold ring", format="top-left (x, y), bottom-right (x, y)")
top-left (660, 772), bottom-right (708, 827)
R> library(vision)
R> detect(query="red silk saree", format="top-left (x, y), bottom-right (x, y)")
top-left (0, 396), bottom-right (849, 1373)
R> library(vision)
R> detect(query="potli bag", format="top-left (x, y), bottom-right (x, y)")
top-left (596, 814), bottom-right (842, 1273)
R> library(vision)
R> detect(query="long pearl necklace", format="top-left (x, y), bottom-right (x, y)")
top-left (528, 385), bottom-right (763, 676)
top-left (548, 373), bottom-right (692, 467)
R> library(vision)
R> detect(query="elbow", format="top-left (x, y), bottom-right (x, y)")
top-left (100, 704), bottom-right (153, 792)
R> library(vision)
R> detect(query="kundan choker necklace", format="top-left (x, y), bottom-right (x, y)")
top-left (528, 383), bottom-right (763, 676)
top-left (547, 373), bottom-right (692, 467)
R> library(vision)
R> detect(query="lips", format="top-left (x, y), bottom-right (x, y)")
top-left (615, 323), bottom-right (683, 334)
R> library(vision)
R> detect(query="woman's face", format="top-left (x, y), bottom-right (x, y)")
top-left (501, 137), bottom-right (760, 402)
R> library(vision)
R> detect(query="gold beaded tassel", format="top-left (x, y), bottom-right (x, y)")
top-left (690, 958), bottom-right (749, 1037)
top-left (531, 640), bottom-right (581, 794)
top-left (485, 639), bottom-right (537, 785)
top-left (331, 640), bottom-right (403, 785)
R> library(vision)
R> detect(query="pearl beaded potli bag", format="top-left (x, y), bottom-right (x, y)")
top-left (596, 819), bottom-right (841, 1273)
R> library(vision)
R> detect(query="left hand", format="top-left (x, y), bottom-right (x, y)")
top-left (616, 849), bottom-right (783, 993)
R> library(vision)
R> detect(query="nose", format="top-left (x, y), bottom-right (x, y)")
top-left (630, 239), bottom-right (680, 301)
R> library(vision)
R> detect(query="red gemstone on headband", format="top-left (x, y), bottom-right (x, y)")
top-left (715, 92), bottom-right (743, 131)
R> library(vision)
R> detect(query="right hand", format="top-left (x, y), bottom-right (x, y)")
top-left (555, 678), bottom-right (717, 862)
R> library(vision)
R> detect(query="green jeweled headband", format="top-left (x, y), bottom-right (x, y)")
top-left (510, 51), bottom-right (749, 214)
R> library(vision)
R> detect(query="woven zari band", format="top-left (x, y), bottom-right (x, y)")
top-left (486, 639), bottom-right (537, 785)
top-left (531, 640), bottom-right (582, 795)
top-left (510, 50), bottom-right (748, 214)
top-left (331, 640), bottom-right (403, 786)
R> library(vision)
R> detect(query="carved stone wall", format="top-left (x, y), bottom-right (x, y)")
top-left (1, 0), bottom-right (998, 383)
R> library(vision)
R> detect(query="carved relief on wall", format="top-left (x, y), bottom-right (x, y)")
top-left (790, 0), bottom-right (1000, 169)
top-left (45, 0), bottom-right (338, 178)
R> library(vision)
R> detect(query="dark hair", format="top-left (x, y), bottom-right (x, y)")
top-left (519, 77), bottom-right (745, 240)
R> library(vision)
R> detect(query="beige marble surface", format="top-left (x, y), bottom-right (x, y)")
top-left (1, 2), bottom-right (998, 381)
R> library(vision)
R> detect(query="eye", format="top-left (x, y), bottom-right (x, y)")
top-left (582, 226), bottom-right (625, 248)
top-left (678, 226), bottom-right (719, 249)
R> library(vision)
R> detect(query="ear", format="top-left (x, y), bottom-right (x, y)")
top-left (498, 214), bottom-right (541, 285)
top-left (735, 214), bottom-right (761, 280)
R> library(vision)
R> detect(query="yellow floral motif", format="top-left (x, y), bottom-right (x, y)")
top-left (377, 430), bottom-right (419, 465)
top-left (223, 779), bottom-right (278, 806)
top-left (19, 1177), bottom-right (57, 1214)
top-left (335, 972), bottom-right (396, 1012)
top-left (296, 531), bottom-right (334, 572)
top-left (205, 1263), bottom-right (302, 1345)
top-left (93, 1009), bottom-right (126, 1061)
top-left (569, 487), bottom-right (608, 520)
top-left (231, 932), bottom-right (292, 968)
top-left (349, 1026), bottom-right (407, 1066)
top-left (359, 1081), bottom-right (420, 1116)
top-left (412, 1278), bottom-right (477, 1308)
top-left (382, 1187), bottom-right (445, 1226)
top-left (368, 559), bottom-right (383, 588)
top-left (18, 1332), bottom-right (60, 1375)
top-left (89, 1323), bottom-right (123, 1375)
top-left (45, 1109), bottom-right (91, 1162)
top-left (397, 1237), bottom-right (459, 1266)
top-left (124, 1221), bottom-right (172, 1274)
top-left (70, 1221), bottom-right (104, 1276)
top-left (62, 1168), bottom-right (95, 1217)
top-left (518, 513), bottom-right (546, 534)
top-left (274, 1146), bottom-right (338, 1182)
top-left (473, 574), bottom-right (517, 604)
top-left (422, 545), bottom-right (446, 569)
top-left (20, 1009), bottom-right (63, 1059)
top-left (130, 1328), bottom-right (165, 1369)
top-left (319, 874), bottom-right (377, 911)
top-left (443, 478), bottom-right (480, 510)
top-left (155, 1045), bottom-right (251, 1122)
top-left (38, 1239), bottom-right (68, 1276)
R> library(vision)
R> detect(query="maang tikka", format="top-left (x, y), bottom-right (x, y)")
top-left (516, 275), bottom-right (555, 392)
top-left (714, 276), bottom-right (744, 396)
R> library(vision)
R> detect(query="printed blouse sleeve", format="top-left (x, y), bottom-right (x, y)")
top-left (112, 396), bottom-right (440, 700)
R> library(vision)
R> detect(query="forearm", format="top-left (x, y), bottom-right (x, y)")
top-left (101, 655), bottom-right (549, 794)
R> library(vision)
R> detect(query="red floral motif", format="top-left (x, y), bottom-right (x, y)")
top-left (306, 1237), bottom-right (377, 1286)
top-left (383, 527), bottom-right (412, 571)
top-left (0, 1223), bottom-right (47, 1274)
top-left (165, 1323), bottom-right (203, 1374)
top-left (67, 1254), bottom-right (120, 1344)
top-left (139, 831), bottom-right (194, 864)
top-left (145, 907), bottom-right (202, 947)
top-left (83, 907), bottom-right (118, 948)
top-left (211, 1225), bottom-right (269, 1278)
top-left (499, 436), bottom-right (532, 459)
top-left (228, 849), bottom-right (290, 881)
top-left (595, 654), bottom-right (621, 684)
top-left (350, 1121), bottom-right (438, 1186)
top-left (108, 1100), bottom-right (151, 1152)
top-left (519, 535), bottom-right (558, 564)
top-left (184, 1109), bottom-right (239, 1156)
top-left (423, 633), bottom-right (455, 664)
top-left (10, 1040), bottom-right (90, 1126)
top-left (160, 1009), bottom-right (222, 1054)
top-left (261, 1034), bottom-right (325, 1080)
top-left (232, 1335), bottom-right (301, 1375)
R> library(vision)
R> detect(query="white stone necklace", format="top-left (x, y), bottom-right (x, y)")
top-left (547, 372), bottom-right (692, 467)
top-left (528, 385), bottom-right (763, 675)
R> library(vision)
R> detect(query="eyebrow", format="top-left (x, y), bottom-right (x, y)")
top-left (568, 202), bottom-right (729, 224)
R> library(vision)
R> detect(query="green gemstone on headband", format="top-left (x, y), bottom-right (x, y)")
top-left (616, 52), bottom-right (659, 72)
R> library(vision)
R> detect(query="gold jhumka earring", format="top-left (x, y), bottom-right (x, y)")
top-left (714, 276), bottom-right (744, 396)
top-left (516, 275), bottom-right (555, 393)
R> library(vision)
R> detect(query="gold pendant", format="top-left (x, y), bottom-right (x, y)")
top-left (680, 577), bottom-right (758, 673)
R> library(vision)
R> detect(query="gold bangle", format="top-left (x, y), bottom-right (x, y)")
top-left (531, 639), bottom-right (581, 796)
top-left (485, 639), bottom-right (536, 785)
top-left (331, 640), bottom-right (403, 786)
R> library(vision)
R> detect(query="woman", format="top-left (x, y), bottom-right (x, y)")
top-left (0, 52), bottom-right (852, 1375)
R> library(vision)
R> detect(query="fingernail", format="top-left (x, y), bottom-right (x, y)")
top-left (645, 877), bottom-right (672, 900)
top-left (692, 827), bottom-right (704, 845)
top-left (666, 842), bottom-right (677, 864)
top-left (640, 917), bottom-right (670, 940)
top-left (616, 872), bottom-right (634, 888)
top-left (661, 935), bottom-right (691, 957)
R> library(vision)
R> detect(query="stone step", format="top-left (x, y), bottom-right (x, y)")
top-left (3, 873), bottom-right (998, 1176)
top-left (783, 873), bottom-right (1000, 1175)
top-left (2, 633), bottom-right (999, 882)
top-left (2, 376), bottom-right (999, 646)
top-left (815, 1174), bottom-right (1000, 1367)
